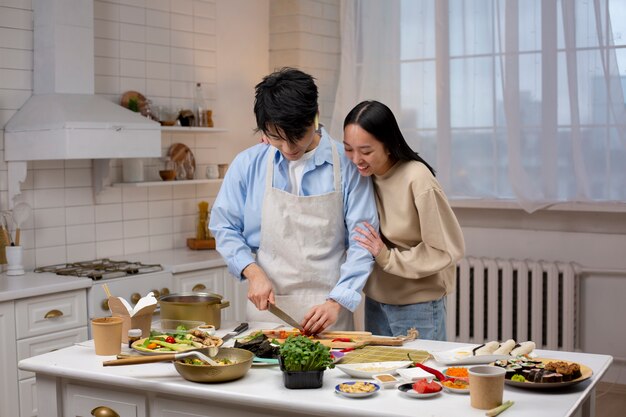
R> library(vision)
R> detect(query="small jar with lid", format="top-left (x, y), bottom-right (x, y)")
top-left (128, 328), bottom-right (142, 348)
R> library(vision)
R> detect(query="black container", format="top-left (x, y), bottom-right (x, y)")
top-left (279, 357), bottom-right (325, 389)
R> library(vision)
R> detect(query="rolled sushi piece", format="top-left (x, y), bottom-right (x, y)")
top-left (493, 339), bottom-right (516, 355)
top-left (474, 341), bottom-right (500, 356)
top-left (511, 341), bottom-right (536, 357)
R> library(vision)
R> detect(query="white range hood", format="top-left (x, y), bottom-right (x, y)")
top-left (5, 93), bottom-right (160, 160)
top-left (3, 0), bottom-right (161, 205)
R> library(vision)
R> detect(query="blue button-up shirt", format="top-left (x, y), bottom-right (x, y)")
top-left (209, 130), bottom-right (379, 312)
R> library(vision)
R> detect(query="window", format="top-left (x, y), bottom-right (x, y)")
top-left (332, 0), bottom-right (626, 212)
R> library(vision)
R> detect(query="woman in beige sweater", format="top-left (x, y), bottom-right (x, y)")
top-left (343, 100), bottom-right (465, 340)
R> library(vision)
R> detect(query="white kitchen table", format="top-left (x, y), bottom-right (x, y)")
top-left (18, 322), bottom-right (612, 417)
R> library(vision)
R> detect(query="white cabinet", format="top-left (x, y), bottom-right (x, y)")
top-left (8, 290), bottom-right (89, 417)
top-left (172, 266), bottom-right (247, 323)
top-left (153, 397), bottom-right (271, 417)
top-left (0, 301), bottom-right (19, 417)
top-left (64, 383), bottom-right (147, 417)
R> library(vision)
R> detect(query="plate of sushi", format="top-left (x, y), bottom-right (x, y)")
top-left (493, 357), bottom-right (592, 389)
top-left (431, 339), bottom-right (536, 365)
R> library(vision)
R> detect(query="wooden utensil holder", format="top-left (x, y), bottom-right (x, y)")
top-left (187, 238), bottom-right (216, 250)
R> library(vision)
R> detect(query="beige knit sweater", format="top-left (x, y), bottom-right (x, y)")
top-left (363, 160), bottom-right (465, 305)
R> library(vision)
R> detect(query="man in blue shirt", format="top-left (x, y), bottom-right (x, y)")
top-left (209, 68), bottom-right (378, 334)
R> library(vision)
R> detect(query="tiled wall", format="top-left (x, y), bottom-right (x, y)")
top-left (269, 0), bottom-right (340, 127)
top-left (0, 0), bottom-right (226, 269)
top-left (0, 0), bottom-right (337, 270)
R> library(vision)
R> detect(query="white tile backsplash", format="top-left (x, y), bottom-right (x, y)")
top-left (96, 221), bottom-right (123, 241)
top-left (121, 22), bottom-right (146, 42)
top-left (95, 203), bottom-right (123, 223)
top-left (148, 200), bottom-right (174, 219)
top-left (119, 5), bottom-right (146, 24)
top-left (147, 9), bottom-right (169, 28)
top-left (120, 41), bottom-right (147, 60)
top-left (34, 188), bottom-right (65, 209)
top-left (64, 187), bottom-right (93, 207)
top-left (34, 207), bottom-right (66, 229)
top-left (65, 168), bottom-right (92, 188)
top-left (123, 202), bottom-right (150, 221)
top-left (35, 246), bottom-right (67, 267)
top-left (172, 0), bottom-right (193, 16)
top-left (149, 217), bottom-right (173, 235)
top-left (35, 226), bottom-right (67, 248)
top-left (122, 186), bottom-right (148, 203)
top-left (146, 44), bottom-right (170, 62)
top-left (96, 239), bottom-right (124, 259)
top-left (123, 236), bottom-right (150, 254)
top-left (65, 206), bottom-right (96, 226)
top-left (66, 224), bottom-right (96, 245)
top-left (66, 242), bottom-right (97, 262)
top-left (149, 233), bottom-right (174, 251)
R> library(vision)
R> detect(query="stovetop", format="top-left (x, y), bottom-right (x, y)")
top-left (34, 258), bottom-right (164, 281)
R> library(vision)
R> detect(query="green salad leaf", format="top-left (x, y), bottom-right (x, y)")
top-left (279, 335), bottom-right (334, 372)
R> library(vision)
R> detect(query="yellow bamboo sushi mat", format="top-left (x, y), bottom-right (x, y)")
top-left (338, 346), bottom-right (430, 364)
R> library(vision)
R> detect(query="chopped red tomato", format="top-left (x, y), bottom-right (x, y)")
top-left (165, 336), bottom-right (176, 343)
top-left (412, 379), bottom-right (442, 394)
top-left (331, 338), bottom-right (353, 343)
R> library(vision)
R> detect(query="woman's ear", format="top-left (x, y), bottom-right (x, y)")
top-left (314, 114), bottom-right (319, 131)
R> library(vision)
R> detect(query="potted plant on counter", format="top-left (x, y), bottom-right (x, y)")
top-left (279, 335), bottom-right (334, 389)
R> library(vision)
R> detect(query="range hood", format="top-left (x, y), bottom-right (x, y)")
top-left (4, 0), bottom-right (161, 162)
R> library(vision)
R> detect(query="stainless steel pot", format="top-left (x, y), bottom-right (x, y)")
top-left (159, 292), bottom-right (230, 329)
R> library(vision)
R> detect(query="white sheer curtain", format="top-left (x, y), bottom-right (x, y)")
top-left (331, 0), bottom-right (626, 213)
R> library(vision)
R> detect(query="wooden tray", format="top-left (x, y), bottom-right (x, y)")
top-left (187, 238), bottom-right (215, 250)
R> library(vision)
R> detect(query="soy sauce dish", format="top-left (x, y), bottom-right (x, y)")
top-left (335, 381), bottom-right (380, 398)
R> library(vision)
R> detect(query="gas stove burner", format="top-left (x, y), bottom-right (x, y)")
top-left (35, 258), bottom-right (164, 280)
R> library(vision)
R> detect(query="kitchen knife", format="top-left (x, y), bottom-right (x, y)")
top-left (220, 322), bottom-right (249, 343)
top-left (267, 303), bottom-right (304, 331)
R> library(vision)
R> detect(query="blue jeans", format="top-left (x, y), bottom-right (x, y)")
top-left (364, 296), bottom-right (447, 341)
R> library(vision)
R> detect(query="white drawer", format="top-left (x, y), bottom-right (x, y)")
top-left (15, 290), bottom-right (88, 339)
top-left (17, 326), bottom-right (88, 380)
top-left (64, 383), bottom-right (147, 417)
top-left (18, 377), bottom-right (36, 417)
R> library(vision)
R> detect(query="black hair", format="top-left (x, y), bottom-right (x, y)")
top-left (343, 100), bottom-right (436, 176)
top-left (253, 67), bottom-right (319, 145)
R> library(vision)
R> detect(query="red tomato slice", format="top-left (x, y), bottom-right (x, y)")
top-left (412, 379), bottom-right (442, 394)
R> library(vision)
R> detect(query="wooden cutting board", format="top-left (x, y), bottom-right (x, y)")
top-left (262, 329), bottom-right (410, 349)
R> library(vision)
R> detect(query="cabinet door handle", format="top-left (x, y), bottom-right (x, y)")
top-left (192, 284), bottom-right (206, 292)
top-left (44, 309), bottom-right (64, 319)
top-left (91, 406), bottom-right (120, 417)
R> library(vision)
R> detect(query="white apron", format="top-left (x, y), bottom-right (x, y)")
top-left (246, 141), bottom-right (354, 330)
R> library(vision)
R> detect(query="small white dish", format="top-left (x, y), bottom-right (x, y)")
top-left (335, 381), bottom-right (380, 398)
top-left (396, 367), bottom-right (435, 381)
top-left (397, 382), bottom-right (442, 399)
top-left (335, 361), bottom-right (412, 379)
top-left (372, 373), bottom-right (402, 389)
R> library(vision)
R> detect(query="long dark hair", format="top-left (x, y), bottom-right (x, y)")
top-left (253, 67), bottom-right (318, 144)
top-left (343, 100), bottom-right (435, 176)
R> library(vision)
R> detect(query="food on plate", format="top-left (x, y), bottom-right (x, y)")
top-left (444, 366), bottom-right (469, 378)
top-left (510, 341), bottom-right (536, 356)
top-left (133, 329), bottom-right (222, 353)
top-left (412, 379), bottom-right (442, 394)
top-left (234, 331), bottom-right (280, 359)
top-left (472, 339), bottom-right (536, 357)
top-left (442, 379), bottom-right (469, 390)
top-left (493, 339), bottom-right (516, 355)
top-left (493, 357), bottom-right (582, 383)
top-left (473, 341), bottom-right (500, 355)
top-left (180, 357), bottom-right (236, 366)
top-left (338, 381), bottom-right (378, 393)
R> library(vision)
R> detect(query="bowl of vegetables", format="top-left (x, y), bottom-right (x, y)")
top-left (174, 347), bottom-right (254, 383)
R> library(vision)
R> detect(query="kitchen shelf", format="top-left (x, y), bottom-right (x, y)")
top-left (111, 179), bottom-right (223, 187)
top-left (161, 126), bottom-right (227, 133)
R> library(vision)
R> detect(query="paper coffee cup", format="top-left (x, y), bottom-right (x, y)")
top-left (91, 317), bottom-right (124, 355)
top-left (469, 365), bottom-right (506, 409)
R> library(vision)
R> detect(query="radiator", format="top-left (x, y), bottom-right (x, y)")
top-left (447, 257), bottom-right (579, 351)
